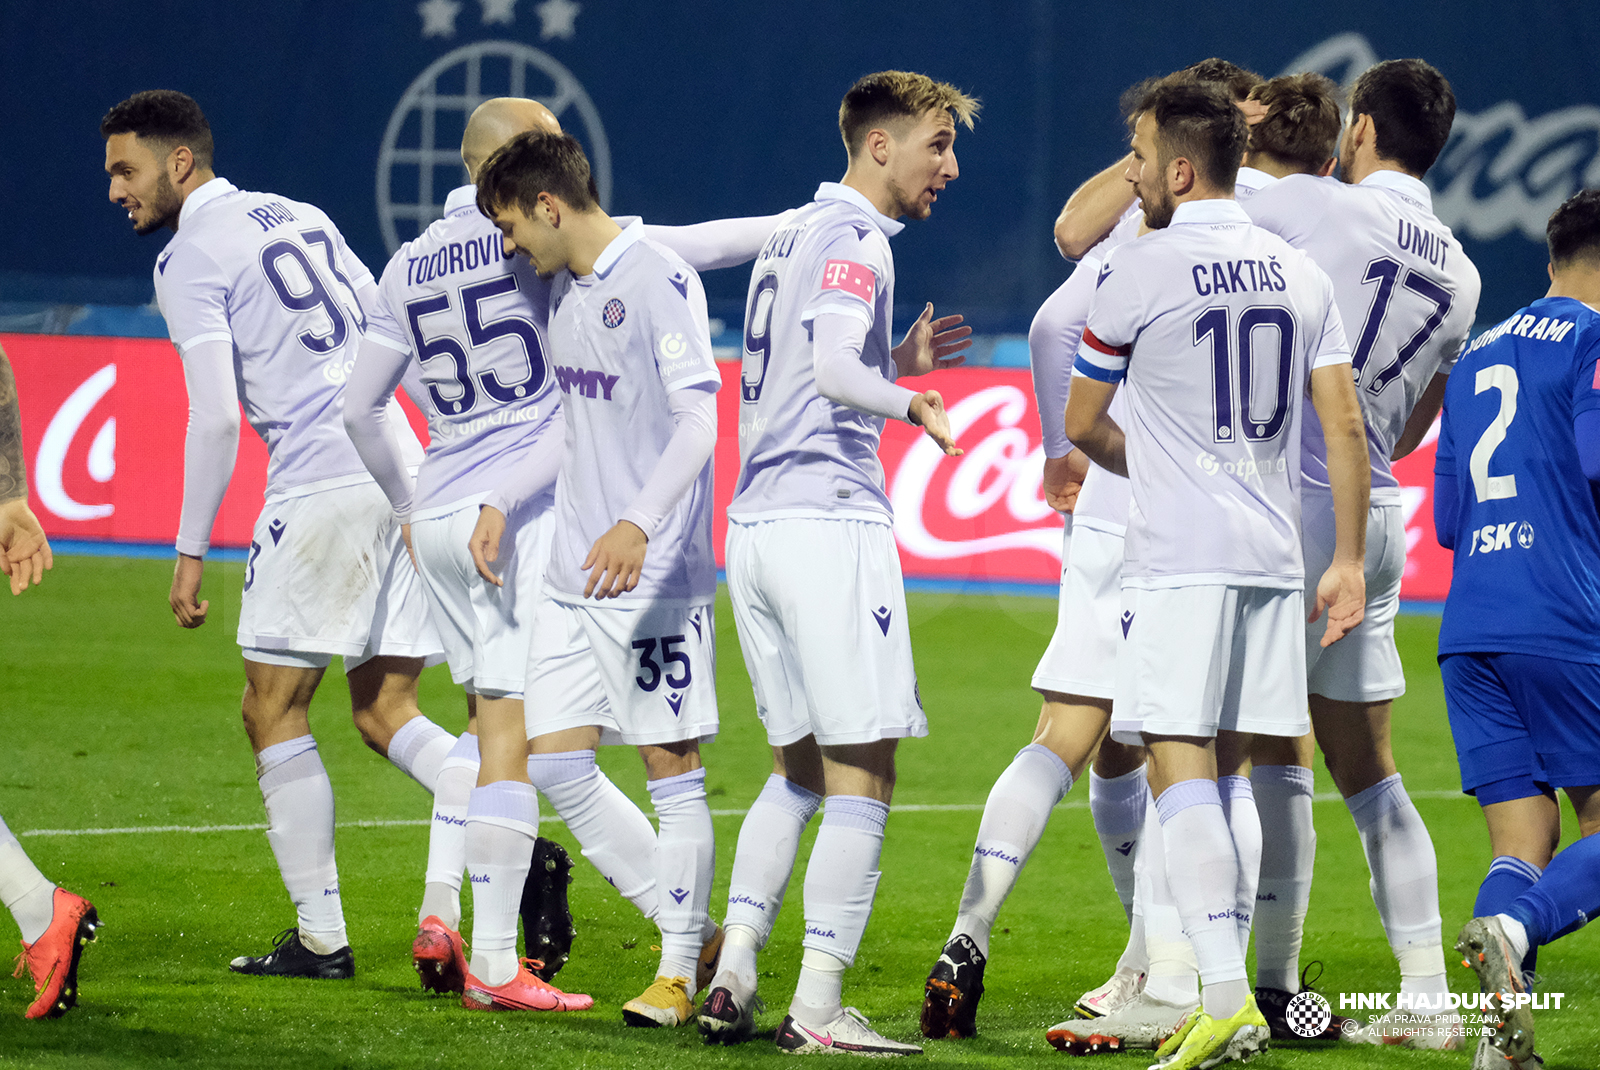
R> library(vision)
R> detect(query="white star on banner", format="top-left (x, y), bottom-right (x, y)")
top-left (535, 0), bottom-right (580, 40)
top-left (479, 0), bottom-right (516, 25)
top-left (418, 0), bottom-right (462, 37)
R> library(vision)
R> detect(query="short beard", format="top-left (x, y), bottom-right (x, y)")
top-left (1335, 128), bottom-right (1356, 184)
top-left (1139, 185), bottom-right (1175, 230)
top-left (886, 177), bottom-right (930, 221)
top-left (134, 171), bottom-right (182, 235)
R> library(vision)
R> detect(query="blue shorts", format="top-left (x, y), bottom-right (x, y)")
top-left (1440, 653), bottom-right (1600, 802)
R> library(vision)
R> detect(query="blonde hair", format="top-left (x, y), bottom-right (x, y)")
top-left (838, 70), bottom-right (980, 155)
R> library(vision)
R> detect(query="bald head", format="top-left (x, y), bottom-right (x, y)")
top-left (461, 98), bottom-right (562, 181)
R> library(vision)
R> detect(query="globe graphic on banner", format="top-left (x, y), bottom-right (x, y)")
top-left (377, 41), bottom-right (612, 255)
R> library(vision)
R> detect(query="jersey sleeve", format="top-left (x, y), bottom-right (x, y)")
top-left (800, 230), bottom-right (888, 331)
top-left (648, 260), bottom-right (720, 394)
top-left (1073, 248), bottom-right (1142, 382)
top-left (1571, 321), bottom-right (1600, 419)
top-left (365, 257), bottom-right (413, 353)
top-left (155, 243), bottom-right (234, 354)
top-left (1029, 263), bottom-right (1098, 456)
top-left (334, 225), bottom-right (375, 291)
top-left (1239, 176), bottom-right (1324, 246)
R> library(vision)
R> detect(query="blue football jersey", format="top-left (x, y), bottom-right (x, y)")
top-left (1436, 296), bottom-right (1600, 659)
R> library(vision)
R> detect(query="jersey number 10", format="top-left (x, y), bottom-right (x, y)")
top-left (1194, 306), bottom-right (1296, 444)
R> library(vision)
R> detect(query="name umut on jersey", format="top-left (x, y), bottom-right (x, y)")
top-left (366, 184), bottom-right (563, 517)
top-left (1244, 172), bottom-right (1482, 504)
top-left (1074, 200), bottom-right (1351, 589)
top-left (728, 182), bottom-right (903, 524)
top-left (155, 178), bottom-right (420, 496)
top-left (1436, 296), bottom-right (1600, 661)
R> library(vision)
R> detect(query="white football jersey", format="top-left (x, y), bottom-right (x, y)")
top-left (544, 221), bottom-right (720, 605)
top-left (1075, 199), bottom-right (1351, 588)
top-left (154, 178), bottom-right (421, 497)
top-left (727, 183), bottom-right (903, 524)
top-left (1243, 172), bottom-right (1481, 504)
top-left (366, 185), bottom-right (562, 518)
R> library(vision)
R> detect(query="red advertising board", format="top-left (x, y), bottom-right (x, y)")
top-left (5, 333), bottom-right (1452, 600)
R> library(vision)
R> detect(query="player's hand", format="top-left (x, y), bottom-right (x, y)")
top-left (1237, 98), bottom-right (1269, 127)
top-left (470, 505), bottom-right (508, 587)
top-left (582, 521), bottom-right (647, 600)
top-left (908, 390), bottom-right (962, 457)
top-left (891, 303), bottom-right (972, 378)
top-left (0, 499), bottom-right (53, 595)
top-left (401, 522), bottom-right (419, 574)
top-left (170, 553), bottom-right (209, 628)
top-left (1309, 559), bottom-right (1366, 647)
top-left (1043, 450), bottom-right (1090, 513)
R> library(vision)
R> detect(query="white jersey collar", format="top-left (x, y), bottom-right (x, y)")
top-left (444, 185), bottom-right (479, 216)
top-left (1235, 167), bottom-right (1275, 194)
top-left (1359, 169), bottom-right (1433, 210)
top-left (814, 182), bottom-right (905, 237)
top-left (178, 177), bottom-right (238, 228)
top-left (1170, 198), bottom-right (1251, 226)
top-left (590, 217), bottom-right (647, 278)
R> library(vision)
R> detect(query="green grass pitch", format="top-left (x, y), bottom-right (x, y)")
top-left (1, 555), bottom-right (1596, 1068)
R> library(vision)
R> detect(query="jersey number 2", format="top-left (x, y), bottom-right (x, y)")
top-left (1469, 364), bottom-right (1519, 502)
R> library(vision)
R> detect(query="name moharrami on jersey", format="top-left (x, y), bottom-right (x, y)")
top-left (366, 184), bottom-right (563, 518)
top-left (1244, 171), bottom-right (1482, 505)
top-left (544, 221), bottom-right (721, 606)
top-left (153, 178), bottom-right (421, 497)
top-left (729, 182), bottom-right (904, 524)
top-left (1074, 199), bottom-right (1352, 589)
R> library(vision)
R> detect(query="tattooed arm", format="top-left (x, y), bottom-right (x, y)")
top-left (0, 343), bottom-right (53, 593)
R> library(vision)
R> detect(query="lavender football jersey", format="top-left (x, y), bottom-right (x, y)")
top-left (1074, 200), bottom-right (1351, 588)
top-left (154, 179), bottom-right (421, 497)
top-left (727, 183), bottom-right (904, 524)
top-left (1243, 172), bottom-right (1481, 504)
top-left (366, 185), bottom-right (561, 517)
top-left (544, 221), bottom-right (720, 605)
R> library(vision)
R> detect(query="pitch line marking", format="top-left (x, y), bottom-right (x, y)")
top-left (16, 790), bottom-right (1467, 839)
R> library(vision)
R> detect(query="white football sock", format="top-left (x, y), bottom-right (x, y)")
top-left (724, 774), bottom-right (821, 945)
top-left (464, 781), bottom-right (539, 987)
top-left (715, 924), bottom-right (762, 1001)
top-left (1218, 774), bottom-right (1261, 960)
top-left (793, 795), bottom-right (888, 1021)
top-left (1346, 775), bottom-right (1447, 998)
top-left (1251, 764), bottom-right (1315, 992)
top-left (420, 732), bottom-right (479, 928)
top-left (1137, 797), bottom-right (1198, 1004)
top-left (0, 813), bottom-right (56, 944)
top-left (1090, 764), bottom-right (1148, 921)
top-left (952, 744), bottom-right (1071, 957)
top-left (1494, 913), bottom-right (1531, 962)
top-left (385, 716), bottom-right (455, 794)
top-left (529, 751), bottom-right (658, 920)
top-left (649, 769), bottom-right (715, 982)
top-left (256, 735), bottom-right (346, 953)
top-left (1156, 779), bottom-right (1248, 1019)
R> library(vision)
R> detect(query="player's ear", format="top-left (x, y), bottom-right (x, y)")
top-left (1318, 156), bottom-right (1337, 178)
top-left (866, 128), bottom-right (891, 167)
top-left (537, 191), bottom-right (561, 228)
top-left (1170, 156), bottom-right (1195, 196)
top-left (1548, 261), bottom-right (1556, 283)
top-left (169, 144), bottom-right (194, 183)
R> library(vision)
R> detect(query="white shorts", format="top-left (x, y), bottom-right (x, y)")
top-left (523, 593), bottom-right (718, 746)
top-left (726, 517), bottom-right (927, 747)
top-left (1303, 501), bottom-right (1406, 703)
top-left (238, 481), bottom-right (443, 672)
top-left (1032, 519), bottom-right (1124, 701)
top-left (411, 499), bottom-right (554, 698)
top-left (1110, 584), bottom-right (1309, 744)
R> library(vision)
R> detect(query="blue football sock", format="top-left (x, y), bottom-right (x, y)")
top-left (1506, 833), bottom-right (1600, 951)
top-left (1477, 855), bottom-right (1542, 976)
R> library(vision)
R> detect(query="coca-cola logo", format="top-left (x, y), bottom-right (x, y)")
top-left (35, 363), bottom-right (116, 522)
top-left (1282, 32), bottom-right (1600, 245)
top-left (890, 385), bottom-right (1062, 561)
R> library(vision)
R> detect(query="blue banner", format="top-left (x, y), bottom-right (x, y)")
top-left (5, 1), bottom-right (1598, 330)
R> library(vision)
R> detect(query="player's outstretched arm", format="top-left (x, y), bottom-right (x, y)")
top-left (1309, 362), bottom-right (1370, 646)
top-left (0, 344), bottom-right (52, 594)
top-left (644, 212), bottom-right (794, 272)
top-left (891, 302), bottom-right (972, 378)
top-left (1054, 154), bottom-right (1137, 260)
top-left (1063, 376), bottom-right (1126, 477)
